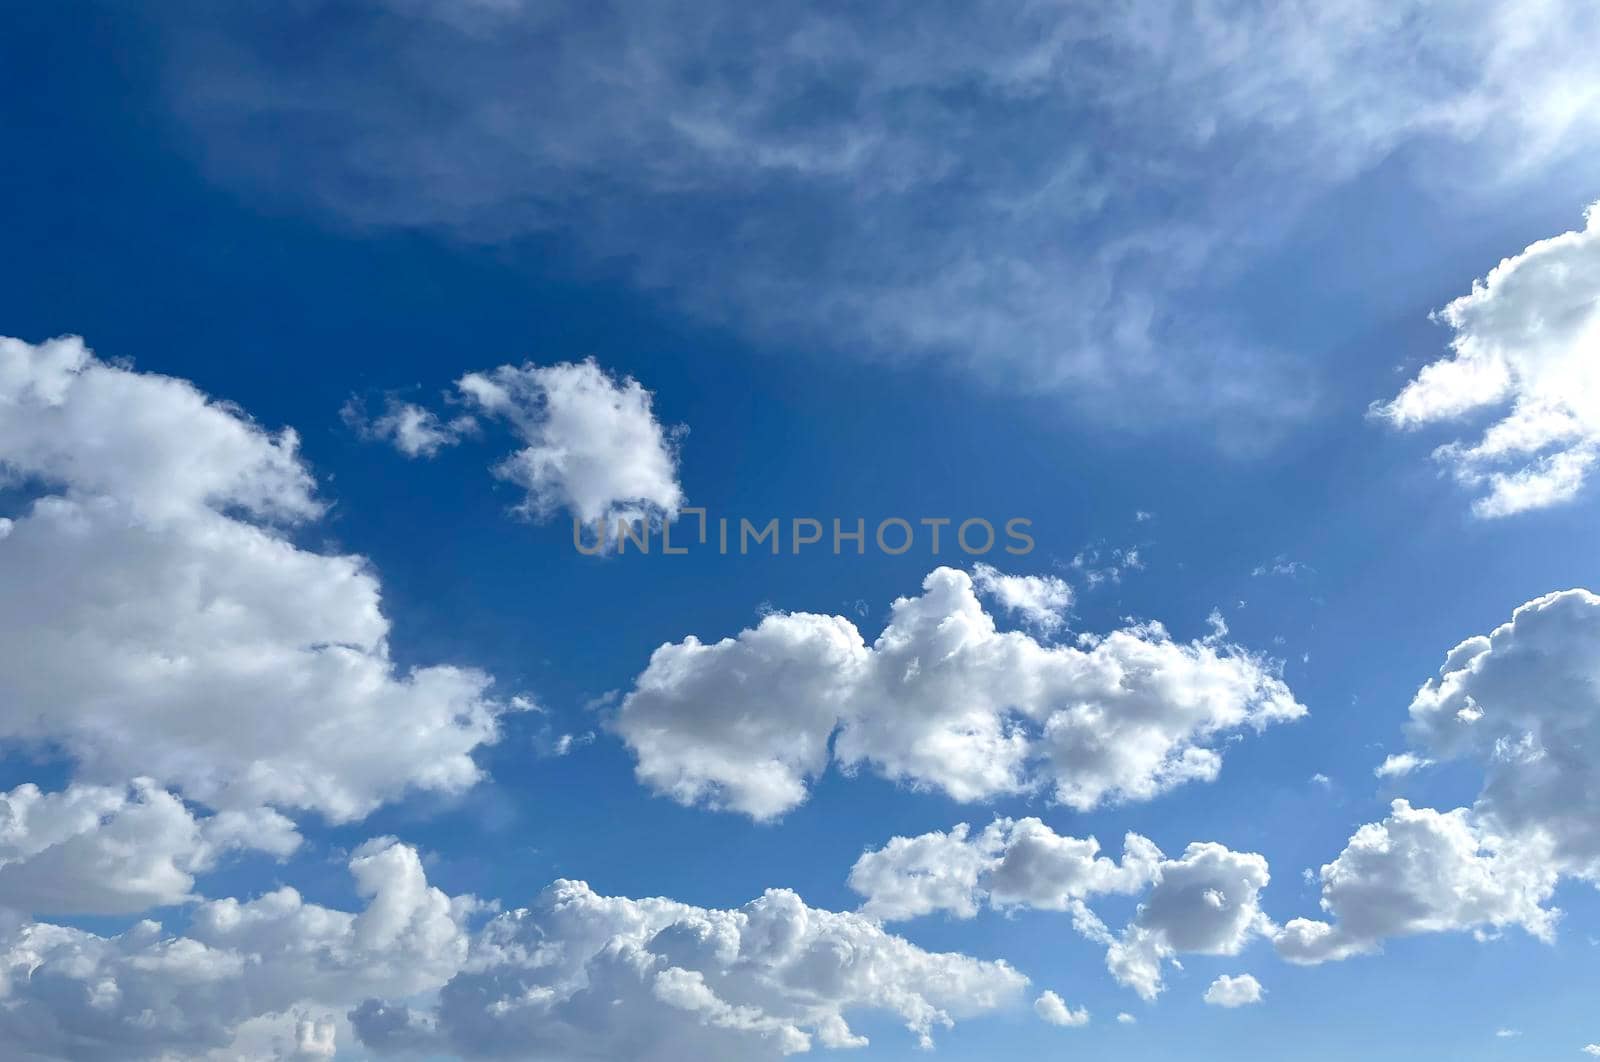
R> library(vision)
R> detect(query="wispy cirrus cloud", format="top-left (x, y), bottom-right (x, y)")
top-left (156, 1), bottom-right (1600, 441)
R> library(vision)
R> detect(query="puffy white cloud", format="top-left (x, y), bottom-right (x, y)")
top-left (1116, 1011), bottom-right (1136, 1024)
top-left (614, 567), bottom-right (1303, 820)
top-left (1202, 973), bottom-right (1263, 1008)
top-left (1274, 801), bottom-right (1560, 964)
top-left (0, 335), bottom-right (512, 822)
top-left (848, 818), bottom-right (1159, 923)
top-left (1584, 1045), bottom-right (1600, 1056)
top-left (971, 563), bottom-right (1073, 633)
top-left (1375, 204), bottom-right (1600, 516)
top-left (457, 359), bottom-right (683, 527)
top-left (0, 839), bottom-right (475, 1061)
top-left (353, 877), bottom-right (1028, 1060)
top-left (1278, 588), bottom-right (1600, 964)
top-left (164, 2), bottom-right (1600, 437)
top-left (343, 395), bottom-right (475, 458)
top-left (0, 780), bottom-right (298, 916)
top-left (1033, 990), bottom-right (1089, 1027)
top-left (1404, 588), bottom-right (1600, 881)
top-left (1105, 843), bottom-right (1274, 1000)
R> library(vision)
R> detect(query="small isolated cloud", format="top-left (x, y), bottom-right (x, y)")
top-left (1375, 203), bottom-right (1600, 517)
top-left (1116, 1012), bottom-right (1137, 1025)
top-left (1203, 973), bottom-right (1264, 1008)
top-left (1375, 752), bottom-right (1435, 779)
top-left (1495, 1028), bottom-right (1521, 1038)
top-left (1310, 773), bottom-right (1333, 789)
top-left (1034, 990), bottom-right (1089, 1027)
top-left (1252, 555), bottom-right (1313, 578)
top-left (1583, 1045), bottom-right (1600, 1057)
top-left (457, 358), bottom-right (684, 527)
top-left (972, 563), bottom-right (1073, 634)
top-left (343, 396), bottom-right (475, 458)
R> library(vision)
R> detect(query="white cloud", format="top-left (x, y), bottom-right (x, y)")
top-left (1404, 588), bottom-right (1600, 881)
top-left (614, 567), bottom-right (1304, 820)
top-left (1105, 843), bottom-right (1275, 1000)
top-left (457, 359), bottom-right (683, 527)
top-left (848, 818), bottom-right (1160, 923)
top-left (1280, 587), bottom-right (1600, 964)
top-left (165, 2), bottom-right (1600, 438)
top-left (1374, 752), bottom-right (1434, 779)
top-left (343, 395), bottom-right (475, 458)
top-left (1034, 990), bottom-right (1089, 1027)
top-left (1375, 204), bottom-right (1600, 516)
top-left (0, 336), bottom-right (513, 822)
top-left (352, 878), bottom-right (1028, 1060)
top-left (0, 839), bottom-right (475, 1061)
top-left (1116, 1011), bottom-right (1136, 1024)
top-left (0, 779), bottom-right (298, 916)
top-left (971, 564), bottom-right (1073, 633)
top-left (1202, 973), bottom-right (1264, 1008)
top-left (1274, 800), bottom-right (1560, 964)
top-left (1584, 1045), bottom-right (1600, 1056)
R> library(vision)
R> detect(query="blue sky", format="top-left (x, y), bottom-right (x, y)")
top-left (2, 2), bottom-right (1600, 1060)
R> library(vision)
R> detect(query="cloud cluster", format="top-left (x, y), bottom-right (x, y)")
top-left (0, 839), bottom-right (476, 1061)
top-left (849, 816), bottom-right (1272, 1000)
top-left (1376, 204), bottom-right (1600, 516)
top-left (0, 780), bottom-right (298, 916)
top-left (848, 818), bottom-right (1159, 923)
top-left (0, 335), bottom-right (511, 822)
top-left (353, 878), bottom-right (1028, 1060)
top-left (160, 1), bottom-right (1600, 434)
top-left (614, 567), bottom-right (1303, 820)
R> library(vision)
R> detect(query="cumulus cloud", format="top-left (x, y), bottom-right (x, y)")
top-left (848, 818), bottom-right (1159, 923)
top-left (343, 395), bottom-right (475, 458)
top-left (1034, 990), bottom-right (1089, 1027)
top-left (1274, 801), bottom-right (1560, 964)
top-left (0, 335), bottom-right (513, 822)
top-left (457, 359), bottom-right (683, 528)
top-left (1404, 588), bottom-right (1600, 881)
top-left (0, 780), bottom-right (298, 916)
top-left (353, 878), bottom-right (1027, 1060)
top-left (1375, 204), bottom-right (1600, 516)
top-left (0, 839), bottom-right (476, 1061)
top-left (1202, 973), bottom-right (1263, 1008)
top-left (1278, 587), bottom-right (1600, 964)
top-left (1105, 843), bottom-right (1275, 1000)
top-left (158, 2), bottom-right (1600, 437)
top-left (972, 563), bottom-right (1073, 633)
top-left (613, 567), bottom-right (1303, 820)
